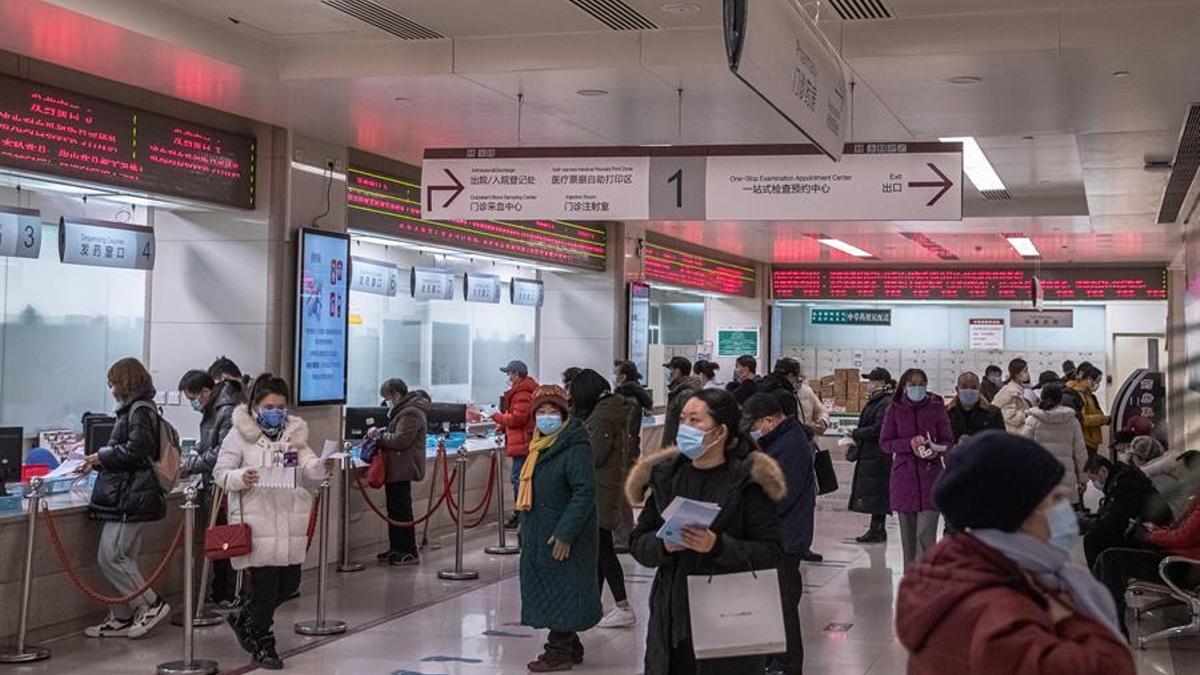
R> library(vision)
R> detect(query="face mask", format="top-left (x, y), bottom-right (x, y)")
top-left (190, 398), bottom-right (203, 413)
top-left (749, 429), bottom-right (764, 442)
top-left (676, 424), bottom-right (712, 460)
top-left (906, 385), bottom-right (927, 403)
top-left (1090, 477), bottom-right (1105, 492)
top-left (257, 408), bottom-right (287, 430)
top-left (535, 414), bottom-right (563, 435)
top-left (1044, 499), bottom-right (1080, 555)
top-left (664, 369), bottom-right (674, 386)
top-left (988, 375), bottom-right (1001, 385)
top-left (957, 388), bottom-right (980, 407)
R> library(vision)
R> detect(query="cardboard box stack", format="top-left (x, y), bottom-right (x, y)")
top-left (816, 368), bottom-right (865, 413)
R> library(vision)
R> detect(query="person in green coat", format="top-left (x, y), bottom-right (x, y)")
top-left (518, 384), bottom-right (603, 672)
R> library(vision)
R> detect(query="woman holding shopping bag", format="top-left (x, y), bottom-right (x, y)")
top-left (627, 388), bottom-right (785, 675)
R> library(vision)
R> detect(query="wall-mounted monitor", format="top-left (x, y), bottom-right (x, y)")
top-left (295, 228), bottom-right (350, 406)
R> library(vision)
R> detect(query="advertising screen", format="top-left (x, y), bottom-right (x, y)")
top-left (0, 74), bottom-right (256, 208)
top-left (295, 229), bottom-right (349, 406)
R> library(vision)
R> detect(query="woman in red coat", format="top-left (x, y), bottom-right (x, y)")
top-left (492, 360), bottom-right (539, 528)
top-left (897, 431), bottom-right (1135, 675)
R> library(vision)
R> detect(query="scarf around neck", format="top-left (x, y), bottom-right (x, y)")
top-left (972, 529), bottom-right (1125, 641)
top-left (515, 422), bottom-right (566, 512)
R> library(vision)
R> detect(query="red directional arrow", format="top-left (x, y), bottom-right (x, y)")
top-left (907, 163), bottom-right (954, 206)
top-left (425, 168), bottom-right (464, 211)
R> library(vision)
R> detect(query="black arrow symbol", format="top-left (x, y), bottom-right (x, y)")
top-left (425, 168), bottom-right (464, 211)
top-left (907, 162), bottom-right (954, 206)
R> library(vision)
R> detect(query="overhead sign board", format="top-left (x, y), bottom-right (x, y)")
top-left (0, 206), bottom-right (41, 258)
top-left (724, 0), bottom-right (847, 161)
top-left (1010, 309), bottom-right (1074, 328)
top-left (968, 318), bottom-right (1005, 350)
top-left (58, 217), bottom-right (153, 270)
top-left (773, 266), bottom-right (1168, 301)
top-left (463, 273), bottom-right (502, 304)
top-left (510, 278), bottom-right (545, 307)
top-left (410, 267), bottom-right (455, 301)
top-left (0, 74), bottom-right (256, 208)
top-left (810, 308), bottom-right (892, 326)
top-left (644, 232), bottom-right (757, 298)
top-left (717, 328), bottom-right (760, 358)
top-left (349, 256), bottom-right (399, 297)
top-left (423, 142), bottom-right (962, 222)
top-left (295, 229), bottom-right (349, 406)
top-left (349, 149), bottom-right (607, 271)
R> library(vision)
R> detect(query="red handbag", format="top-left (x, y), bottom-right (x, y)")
top-left (205, 490), bottom-right (252, 561)
top-left (366, 452), bottom-right (387, 489)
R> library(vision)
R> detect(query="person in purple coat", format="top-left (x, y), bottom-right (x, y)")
top-left (880, 368), bottom-right (954, 569)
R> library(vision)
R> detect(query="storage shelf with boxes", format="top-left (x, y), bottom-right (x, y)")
top-left (818, 368), bottom-right (870, 414)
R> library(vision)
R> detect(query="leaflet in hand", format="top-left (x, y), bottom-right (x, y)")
top-left (257, 465), bottom-right (297, 489)
top-left (656, 497), bottom-right (721, 546)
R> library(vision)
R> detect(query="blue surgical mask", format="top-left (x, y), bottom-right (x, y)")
top-left (1045, 499), bottom-right (1080, 555)
top-left (257, 408), bottom-right (287, 430)
top-left (535, 414), bottom-right (563, 435)
top-left (906, 385), bottom-right (928, 403)
top-left (749, 428), bottom-right (765, 442)
top-left (957, 388), bottom-right (980, 407)
top-left (1090, 478), bottom-right (1105, 492)
top-left (676, 424), bottom-right (711, 460)
top-left (190, 398), bottom-right (204, 413)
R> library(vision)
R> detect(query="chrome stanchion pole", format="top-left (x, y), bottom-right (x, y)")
top-left (174, 486), bottom-right (224, 627)
top-left (0, 477), bottom-right (50, 664)
top-left (484, 444), bottom-right (519, 555)
top-left (438, 450), bottom-right (479, 580)
top-left (157, 485), bottom-right (219, 675)
top-left (337, 451), bottom-right (365, 573)
top-left (295, 477), bottom-right (347, 636)
top-left (419, 438), bottom-right (445, 552)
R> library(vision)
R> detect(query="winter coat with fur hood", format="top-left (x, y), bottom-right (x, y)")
top-left (213, 405), bottom-right (327, 570)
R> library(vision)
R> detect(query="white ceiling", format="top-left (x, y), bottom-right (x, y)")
top-left (6, 0), bottom-right (1200, 265)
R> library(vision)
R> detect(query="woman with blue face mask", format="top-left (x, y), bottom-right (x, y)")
top-left (515, 384), bottom-right (603, 672)
top-left (879, 368), bottom-right (955, 569)
top-left (896, 432), bottom-right (1134, 675)
top-left (213, 373), bottom-right (331, 670)
top-left (626, 388), bottom-right (786, 675)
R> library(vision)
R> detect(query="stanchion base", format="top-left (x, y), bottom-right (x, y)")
top-left (156, 659), bottom-right (219, 675)
top-left (420, 542), bottom-right (444, 551)
top-left (337, 562), bottom-right (366, 573)
top-left (438, 569), bottom-right (480, 580)
top-left (0, 645), bottom-right (50, 663)
top-left (294, 619), bottom-right (348, 636)
top-left (484, 545), bottom-right (521, 555)
top-left (171, 609), bottom-right (225, 627)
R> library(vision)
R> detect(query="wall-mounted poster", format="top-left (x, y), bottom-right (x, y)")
top-left (628, 282), bottom-right (651, 380)
top-left (295, 228), bottom-right (349, 406)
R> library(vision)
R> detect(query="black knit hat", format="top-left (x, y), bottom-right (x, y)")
top-left (935, 431), bottom-right (1065, 532)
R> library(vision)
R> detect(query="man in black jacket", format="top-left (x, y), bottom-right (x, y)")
top-left (757, 357), bottom-right (802, 420)
top-left (612, 360), bottom-right (653, 551)
top-left (849, 368), bottom-right (893, 543)
top-left (947, 372), bottom-right (1006, 442)
top-left (661, 356), bottom-right (702, 449)
top-left (1081, 454), bottom-right (1168, 568)
top-left (726, 354), bottom-right (761, 404)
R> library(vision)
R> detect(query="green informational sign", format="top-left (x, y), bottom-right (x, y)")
top-left (717, 328), bottom-right (759, 357)
top-left (810, 308), bottom-right (892, 326)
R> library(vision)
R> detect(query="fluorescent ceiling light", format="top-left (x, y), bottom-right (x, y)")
top-left (818, 238), bottom-right (874, 258)
top-left (939, 136), bottom-right (1005, 192)
top-left (290, 160), bottom-right (346, 182)
top-left (1005, 236), bottom-right (1040, 258)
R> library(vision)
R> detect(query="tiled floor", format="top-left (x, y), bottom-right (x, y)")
top-left (10, 511), bottom-right (1198, 674)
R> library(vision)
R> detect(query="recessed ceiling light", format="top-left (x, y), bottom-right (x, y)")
top-left (939, 136), bottom-right (1006, 192)
top-left (661, 2), bottom-right (701, 12)
top-left (946, 76), bottom-right (982, 85)
top-left (1003, 234), bottom-right (1040, 258)
top-left (818, 238), bottom-right (875, 258)
top-left (576, 89), bottom-right (609, 97)
top-left (1112, 70), bottom-right (1132, 79)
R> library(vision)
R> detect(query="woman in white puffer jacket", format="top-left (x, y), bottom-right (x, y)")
top-left (1020, 384), bottom-right (1087, 506)
top-left (992, 357), bottom-right (1033, 434)
top-left (214, 373), bottom-right (329, 670)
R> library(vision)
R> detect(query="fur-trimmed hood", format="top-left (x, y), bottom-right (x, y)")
top-left (625, 445), bottom-right (788, 506)
top-left (232, 403), bottom-right (309, 446)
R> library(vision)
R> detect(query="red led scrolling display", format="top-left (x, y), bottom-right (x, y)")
top-left (0, 74), bottom-right (255, 208)
top-left (644, 243), bottom-right (757, 298)
top-left (346, 167), bottom-right (607, 271)
top-left (773, 267), bottom-right (1168, 301)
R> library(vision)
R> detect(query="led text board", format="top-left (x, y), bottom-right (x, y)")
top-left (644, 233), bottom-right (757, 298)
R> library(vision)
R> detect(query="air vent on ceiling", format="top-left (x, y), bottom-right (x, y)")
top-left (829, 0), bottom-right (892, 21)
top-left (566, 0), bottom-right (658, 30)
top-left (981, 189), bottom-right (1012, 201)
top-left (1158, 103), bottom-right (1200, 224)
top-left (321, 0), bottom-right (443, 40)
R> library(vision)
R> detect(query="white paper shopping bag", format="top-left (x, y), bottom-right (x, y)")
top-left (687, 568), bottom-right (786, 660)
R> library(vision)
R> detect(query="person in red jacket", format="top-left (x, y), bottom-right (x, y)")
top-left (1092, 493), bottom-right (1200, 636)
top-left (492, 360), bottom-right (539, 529)
top-left (897, 431), bottom-right (1135, 675)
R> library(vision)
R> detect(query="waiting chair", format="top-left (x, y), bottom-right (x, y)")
top-left (1128, 556), bottom-right (1200, 649)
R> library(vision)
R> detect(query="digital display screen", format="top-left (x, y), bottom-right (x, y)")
top-left (644, 234), bottom-right (757, 298)
top-left (346, 154), bottom-right (607, 271)
top-left (772, 267), bottom-right (1168, 301)
top-left (295, 229), bottom-right (349, 406)
top-left (0, 74), bottom-right (256, 208)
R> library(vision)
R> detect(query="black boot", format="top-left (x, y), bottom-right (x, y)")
top-left (856, 517), bottom-right (887, 544)
top-left (505, 512), bottom-right (520, 530)
top-left (226, 611), bottom-right (255, 655)
top-left (253, 634), bottom-right (284, 670)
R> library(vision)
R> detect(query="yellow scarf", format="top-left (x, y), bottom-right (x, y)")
top-left (516, 424), bottom-right (565, 511)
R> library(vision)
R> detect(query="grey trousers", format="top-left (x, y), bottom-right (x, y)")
top-left (897, 511), bottom-right (940, 569)
top-left (97, 521), bottom-right (159, 620)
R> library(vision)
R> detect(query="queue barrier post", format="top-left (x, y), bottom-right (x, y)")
top-left (336, 450), bottom-right (365, 573)
top-left (438, 450), bottom-right (479, 581)
top-left (294, 476), bottom-right (347, 636)
top-left (420, 438), bottom-right (446, 552)
top-left (484, 444), bottom-right (519, 555)
top-left (0, 477), bottom-right (50, 664)
top-left (173, 486), bottom-right (224, 628)
top-left (156, 484), bottom-right (219, 675)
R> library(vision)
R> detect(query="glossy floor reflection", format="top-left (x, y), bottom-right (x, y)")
top-left (17, 511), bottom-right (1199, 674)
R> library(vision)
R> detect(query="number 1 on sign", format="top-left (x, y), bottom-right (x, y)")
top-left (668, 169), bottom-right (682, 208)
